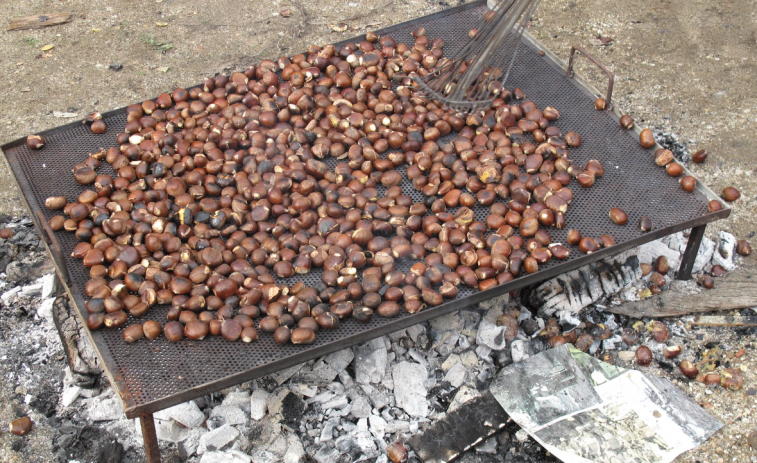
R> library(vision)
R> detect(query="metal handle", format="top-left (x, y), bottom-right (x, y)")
top-left (566, 45), bottom-right (614, 109)
top-left (35, 210), bottom-right (71, 284)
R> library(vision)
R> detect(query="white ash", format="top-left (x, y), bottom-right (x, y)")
top-left (2, 214), bottom-right (746, 463)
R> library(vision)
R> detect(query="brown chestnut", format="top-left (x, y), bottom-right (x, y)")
top-left (663, 346), bottom-right (681, 359)
top-left (143, 320), bottom-right (162, 340)
top-left (26, 135), bottom-right (45, 150)
top-left (691, 149), bottom-right (708, 163)
top-left (679, 176), bottom-right (696, 192)
top-left (291, 327), bottom-right (316, 344)
top-left (639, 129), bottom-right (655, 149)
top-left (721, 186), bottom-right (740, 202)
top-left (639, 216), bottom-right (653, 232)
top-left (608, 208), bottom-right (628, 225)
top-left (619, 114), bottom-right (634, 129)
top-left (45, 196), bottom-right (67, 210)
top-left (679, 360), bottom-right (698, 378)
top-left (123, 324), bottom-right (144, 343)
top-left (91, 120), bottom-right (107, 134)
top-left (10, 416), bottom-right (32, 436)
top-left (736, 239), bottom-right (751, 256)
top-left (635, 345), bottom-right (653, 366)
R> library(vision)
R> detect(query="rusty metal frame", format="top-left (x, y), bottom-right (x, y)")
top-left (567, 45), bottom-right (615, 109)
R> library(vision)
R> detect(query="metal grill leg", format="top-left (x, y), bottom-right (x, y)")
top-left (140, 413), bottom-right (162, 463)
top-left (677, 225), bottom-right (706, 280)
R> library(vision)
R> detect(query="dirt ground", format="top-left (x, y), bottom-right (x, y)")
top-left (0, 0), bottom-right (755, 462)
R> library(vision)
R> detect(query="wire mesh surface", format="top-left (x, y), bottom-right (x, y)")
top-left (2, 1), bottom-right (727, 416)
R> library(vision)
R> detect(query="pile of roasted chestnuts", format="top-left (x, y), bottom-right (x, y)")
top-left (29, 27), bottom-right (734, 346)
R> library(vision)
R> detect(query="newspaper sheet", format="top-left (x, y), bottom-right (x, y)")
top-left (490, 344), bottom-right (722, 463)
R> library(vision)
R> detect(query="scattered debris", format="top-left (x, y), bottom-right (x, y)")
top-left (691, 314), bottom-right (757, 327)
top-left (8, 13), bottom-right (72, 31)
top-left (52, 111), bottom-right (78, 118)
top-left (490, 344), bottom-right (722, 463)
top-left (589, 36), bottom-right (613, 46)
top-left (606, 270), bottom-right (757, 317)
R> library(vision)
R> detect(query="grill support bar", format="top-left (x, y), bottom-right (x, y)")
top-left (139, 413), bottom-right (161, 463)
top-left (677, 224), bottom-right (706, 280)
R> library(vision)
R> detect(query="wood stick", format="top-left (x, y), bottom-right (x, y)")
top-left (8, 13), bottom-right (72, 31)
top-left (605, 270), bottom-right (757, 318)
top-left (691, 314), bottom-right (757, 327)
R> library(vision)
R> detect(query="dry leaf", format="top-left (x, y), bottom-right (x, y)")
top-left (329, 23), bottom-right (348, 32)
top-left (590, 36), bottom-right (613, 46)
top-left (280, 8), bottom-right (292, 17)
top-left (40, 44), bottom-right (54, 51)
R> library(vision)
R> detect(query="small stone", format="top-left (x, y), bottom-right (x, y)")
top-left (515, 429), bottom-right (530, 443)
top-left (209, 404), bottom-right (248, 426)
top-left (693, 237), bottom-right (715, 273)
top-left (448, 386), bottom-right (480, 412)
top-left (712, 231), bottom-right (737, 271)
top-left (324, 348), bottom-right (354, 371)
top-left (747, 431), bottom-right (757, 450)
top-left (313, 444), bottom-right (341, 463)
top-left (322, 395), bottom-right (348, 410)
top-left (476, 437), bottom-right (498, 454)
top-left (85, 396), bottom-right (123, 422)
top-left (355, 337), bottom-right (388, 384)
top-left (350, 394), bottom-right (372, 419)
top-left (392, 362), bottom-right (428, 417)
top-left (222, 390), bottom-right (251, 407)
top-left (250, 389), bottom-right (270, 420)
top-left (61, 384), bottom-right (81, 407)
top-left (197, 424), bottom-right (240, 454)
top-left (154, 419), bottom-right (190, 443)
top-left (476, 321), bottom-right (508, 350)
top-left (319, 418), bottom-right (340, 442)
top-left (40, 273), bottom-right (57, 299)
top-left (178, 428), bottom-right (208, 458)
top-left (618, 351), bottom-right (636, 362)
top-left (37, 297), bottom-right (55, 319)
top-left (335, 435), bottom-right (363, 459)
top-left (284, 435), bottom-right (306, 463)
top-left (159, 400), bottom-right (205, 428)
top-left (20, 281), bottom-right (43, 296)
top-left (109, 63), bottom-right (123, 71)
top-left (291, 383), bottom-right (318, 398)
top-left (444, 362), bottom-right (467, 388)
top-left (200, 450), bottom-right (251, 463)
top-left (369, 414), bottom-right (387, 438)
top-left (511, 340), bottom-right (528, 363)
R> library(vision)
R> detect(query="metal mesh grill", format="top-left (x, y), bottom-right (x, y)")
top-left (2, 1), bottom-right (723, 415)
